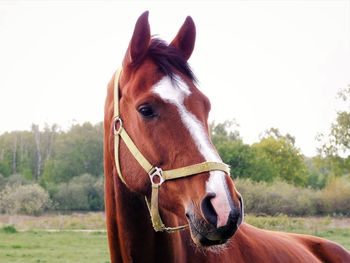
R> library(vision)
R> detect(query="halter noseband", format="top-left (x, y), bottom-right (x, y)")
top-left (113, 68), bottom-right (230, 232)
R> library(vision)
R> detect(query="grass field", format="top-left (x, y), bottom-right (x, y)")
top-left (0, 213), bottom-right (349, 263)
top-left (0, 230), bottom-right (109, 263)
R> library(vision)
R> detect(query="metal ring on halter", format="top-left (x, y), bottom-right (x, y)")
top-left (113, 117), bottom-right (123, 135)
top-left (149, 167), bottom-right (164, 186)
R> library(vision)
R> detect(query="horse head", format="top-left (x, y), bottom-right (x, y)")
top-left (110, 11), bottom-right (243, 247)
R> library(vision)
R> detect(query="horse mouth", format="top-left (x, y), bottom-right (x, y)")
top-left (199, 237), bottom-right (227, 246)
top-left (190, 223), bottom-right (228, 247)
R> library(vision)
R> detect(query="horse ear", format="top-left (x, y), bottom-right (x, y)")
top-left (170, 16), bottom-right (196, 60)
top-left (123, 11), bottom-right (151, 67)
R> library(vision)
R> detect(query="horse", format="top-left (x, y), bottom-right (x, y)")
top-left (103, 11), bottom-right (350, 262)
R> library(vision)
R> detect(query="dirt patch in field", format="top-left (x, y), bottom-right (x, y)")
top-left (301, 217), bottom-right (350, 229)
top-left (0, 212), bottom-right (106, 231)
top-left (328, 217), bottom-right (350, 229)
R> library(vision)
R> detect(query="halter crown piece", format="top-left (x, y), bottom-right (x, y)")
top-left (113, 68), bottom-right (231, 232)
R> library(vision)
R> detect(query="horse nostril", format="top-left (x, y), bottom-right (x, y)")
top-left (201, 193), bottom-right (217, 226)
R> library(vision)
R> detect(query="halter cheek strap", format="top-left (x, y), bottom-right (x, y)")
top-left (113, 68), bottom-right (230, 232)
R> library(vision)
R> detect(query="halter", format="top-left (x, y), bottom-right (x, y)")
top-left (113, 68), bottom-right (230, 232)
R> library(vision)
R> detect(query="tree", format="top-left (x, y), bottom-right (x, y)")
top-left (0, 132), bottom-right (18, 177)
top-left (318, 86), bottom-right (350, 155)
top-left (252, 128), bottom-right (308, 186)
top-left (210, 119), bottom-right (240, 145)
top-left (211, 121), bottom-right (277, 183)
top-left (316, 86), bottom-right (350, 177)
top-left (42, 122), bottom-right (103, 184)
top-left (32, 124), bottom-right (42, 180)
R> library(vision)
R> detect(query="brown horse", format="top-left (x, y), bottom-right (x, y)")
top-left (104, 11), bottom-right (350, 263)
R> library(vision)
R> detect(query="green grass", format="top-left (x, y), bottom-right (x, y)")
top-left (0, 230), bottom-right (109, 263)
top-left (0, 213), bottom-right (348, 263)
top-left (316, 229), bottom-right (350, 249)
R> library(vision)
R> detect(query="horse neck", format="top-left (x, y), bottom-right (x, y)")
top-left (114, 178), bottom-right (178, 262)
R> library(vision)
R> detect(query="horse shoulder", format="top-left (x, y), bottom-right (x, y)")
top-left (289, 233), bottom-right (350, 263)
top-left (233, 224), bottom-right (334, 262)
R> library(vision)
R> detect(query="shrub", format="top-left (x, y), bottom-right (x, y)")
top-left (53, 183), bottom-right (90, 210)
top-left (1, 225), bottom-right (17, 234)
top-left (235, 178), bottom-right (320, 216)
top-left (319, 177), bottom-right (350, 216)
top-left (0, 174), bottom-right (6, 190)
top-left (52, 174), bottom-right (104, 211)
top-left (235, 177), bottom-right (350, 216)
top-left (0, 184), bottom-right (51, 215)
top-left (90, 177), bottom-right (104, 211)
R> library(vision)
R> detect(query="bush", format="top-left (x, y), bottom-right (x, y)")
top-left (53, 183), bottom-right (90, 210)
top-left (235, 177), bottom-right (350, 216)
top-left (0, 184), bottom-right (51, 215)
top-left (235, 178), bottom-right (320, 216)
top-left (1, 225), bottom-right (17, 234)
top-left (52, 174), bottom-right (104, 211)
top-left (90, 177), bottom-right (104, 211)
top-left (0, 174), bottom-right (6, 190)
top-left (319, 176), bottom-right (350, 216)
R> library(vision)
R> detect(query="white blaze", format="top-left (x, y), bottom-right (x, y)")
top-left (152, 75), bottom-right (231, 227)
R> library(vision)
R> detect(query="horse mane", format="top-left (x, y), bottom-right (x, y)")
top-left (129, 38), bottom-right (197, 82)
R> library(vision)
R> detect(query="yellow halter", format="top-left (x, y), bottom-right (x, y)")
top-left (113, 68), bottom-right (230, 232)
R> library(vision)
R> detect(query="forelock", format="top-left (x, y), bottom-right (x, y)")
top-left (129, 38), bottom-right (197, 83)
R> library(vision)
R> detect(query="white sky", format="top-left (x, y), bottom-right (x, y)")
top-left (0, 1), bottom-right (349, 156)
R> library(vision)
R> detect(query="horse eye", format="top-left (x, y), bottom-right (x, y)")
top-left (138, 105), bottom-right (157, 119)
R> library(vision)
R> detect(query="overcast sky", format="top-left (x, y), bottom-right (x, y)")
top-left (0, 1), bottom-right (349, 156)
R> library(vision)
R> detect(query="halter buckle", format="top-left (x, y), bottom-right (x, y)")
top-left (113, 117), bottom-right (123, 135)
top-left (149, 167), bottom-right (164, 186)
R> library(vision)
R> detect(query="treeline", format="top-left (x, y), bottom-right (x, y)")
top-left (1, 121), bottom-right (348, 189)
top-left (0, 122), bottom-right (103, 183)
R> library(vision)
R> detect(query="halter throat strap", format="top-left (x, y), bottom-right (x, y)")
top-left (113, 68), bottom-right (230, 232)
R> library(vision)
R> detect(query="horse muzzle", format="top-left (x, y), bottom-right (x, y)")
top-left (186, 194), bottom-right (243, 247)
